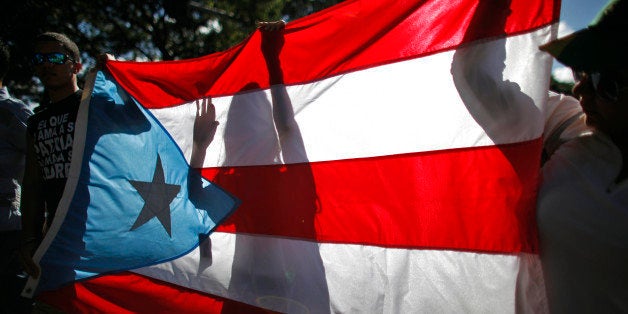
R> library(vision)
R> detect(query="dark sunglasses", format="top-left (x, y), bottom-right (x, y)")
top-left (32, 52), bottom-right (74, 65)
top-left (573, 70), bottom-right (628, 102)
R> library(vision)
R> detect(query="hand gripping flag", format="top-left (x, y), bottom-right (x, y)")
top-left (22, 71), bottom-right (240, 296)
top-left (33, 0), bottom-right (558, 312)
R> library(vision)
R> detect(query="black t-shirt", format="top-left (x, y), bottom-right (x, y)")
top-left (26, 90), bottom-right (82, 218)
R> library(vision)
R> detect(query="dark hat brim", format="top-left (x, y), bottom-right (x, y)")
top-left (539, 28), bottom-right (613, 71)
top-left (540, 0), bottom-right (628, 72)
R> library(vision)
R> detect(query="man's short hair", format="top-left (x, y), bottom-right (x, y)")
top-left (35, 32), bottom-right (81, 63)
top-left (0, 40), bottom-right (9, 80)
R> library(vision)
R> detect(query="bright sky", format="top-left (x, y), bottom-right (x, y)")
top-left (553, 0), bottom-right (610, 82)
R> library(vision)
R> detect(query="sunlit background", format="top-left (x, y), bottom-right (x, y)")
top-left (554, 0), bottom-right (609, 83)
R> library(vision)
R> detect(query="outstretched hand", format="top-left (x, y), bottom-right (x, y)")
top-left (93, 53), bottom-right (116, 72)
top-left (193, 97), bottom-right (219, 152)
top-left (258, 20), bottom-right (286, 54)
top-left (258, 20), bottom-right (286, 84)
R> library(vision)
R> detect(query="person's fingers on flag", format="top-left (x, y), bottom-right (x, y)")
top-left (194, 97), bottom-right (219, 150)
top-left (206, 98), bottom-right (219, 137)
top-left (93, 53), bottom-right (116, 72)
top-left (195, 97), bottom-right (213, 118)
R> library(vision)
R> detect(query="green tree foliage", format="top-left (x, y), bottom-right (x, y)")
top-left (0, 0), bottom-right (341, 102)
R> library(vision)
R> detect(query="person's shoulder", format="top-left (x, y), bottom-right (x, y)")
top-left (0, 91), bottom-right (26, 106)
top-left (27, 104), bottom-right (52, 126)
top-left (66, 90), bottom-right (83, 106)
top-left (56, 90), bottom-right (82, 104)
top-left (548, 91), bottom-right (578, 104)
top-left (546, 91), bottom-right (582, 117)
top-left (27, 110), bottom-right (43, 125)
top-left (72, 89), bottom-right (83, 99)
top-left (0, 97), bottom-right (24, 109)
top-left (0, 95), bottom-right (33, 120)
top-left (47, 90), bottom-right (83, 109)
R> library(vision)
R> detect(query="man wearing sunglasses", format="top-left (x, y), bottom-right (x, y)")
top-left (537, 0), bottom-right (628, 312)
top-left (19, 32), bottom-right (83, 292)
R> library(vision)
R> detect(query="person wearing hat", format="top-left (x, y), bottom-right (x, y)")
top-left (537, 0), bottom-right (628, 312)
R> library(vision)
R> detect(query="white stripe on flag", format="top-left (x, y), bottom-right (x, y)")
top-left (133, 232), bottom-right (546, 313)
top-left (151, 29), bottom-right (553, 168)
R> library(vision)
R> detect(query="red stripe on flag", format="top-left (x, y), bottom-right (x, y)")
top-left (38, 272), bottom-right (277, 314)
top-left (203, 139), bottom-right (542, 254)
top-left (105, 0), bottom-right (557, 108)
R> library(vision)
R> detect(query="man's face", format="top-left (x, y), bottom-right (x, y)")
top-left (573, 68), bottom-right (628, 140)
top-left (33, 41), bottom-right (78, 90)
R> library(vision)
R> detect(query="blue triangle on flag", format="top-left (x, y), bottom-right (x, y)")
top-left (36, 71), bottom-right (239, 293)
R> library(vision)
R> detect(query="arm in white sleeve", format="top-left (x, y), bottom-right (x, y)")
top-left (543, 91), bottom-right (591, 158)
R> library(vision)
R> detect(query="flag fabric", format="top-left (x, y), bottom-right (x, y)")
top-left (32, 0), bottom-right (558, 312)
top-left (22, 71), bottom-right (240, 296)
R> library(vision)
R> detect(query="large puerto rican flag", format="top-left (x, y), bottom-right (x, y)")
top-left (28, 0), bottom-right (558, 312)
